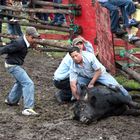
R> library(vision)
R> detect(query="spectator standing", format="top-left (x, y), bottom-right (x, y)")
top-left (7, 0), bottom-right (23, 36)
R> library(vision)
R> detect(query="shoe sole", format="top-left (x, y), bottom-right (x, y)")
top-left (5, 99), bottom-right (19, 106)
top-left (128, 22), bottom-right (140, 28)
top-left (22, 113), bottom-right (39, 116)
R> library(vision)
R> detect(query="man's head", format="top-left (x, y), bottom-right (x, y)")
top-left (25, 26), bottom-right (40, 45)
top-left (72, 38), bottom-right (84, 50)
top-left (68, 47), bottom-right (82, 64)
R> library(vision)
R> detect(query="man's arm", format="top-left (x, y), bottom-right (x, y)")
top-left (0, 42), bottom-right (20, 55)
top-left (88, 68), bottom-right (102, 88)
top-left (78, 35), bottom-right (99, 55)
top-left (70, 80), bottom-right (80, 100)
top-left (77, 35), bottom-right (87, 43)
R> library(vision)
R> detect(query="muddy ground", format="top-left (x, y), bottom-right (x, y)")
top-left (0, 50), bottom-right (140, 140)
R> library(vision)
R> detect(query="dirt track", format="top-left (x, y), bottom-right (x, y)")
top-left (0, 50), bottom-right (140, 140)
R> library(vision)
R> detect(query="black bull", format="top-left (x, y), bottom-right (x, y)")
top-left (73, 85), bottom-right (140, 124)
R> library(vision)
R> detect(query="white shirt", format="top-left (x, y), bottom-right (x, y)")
top-left (54, 53), bottom-right (72, 81)
top-left (23, 35), bottom-right (30, 48)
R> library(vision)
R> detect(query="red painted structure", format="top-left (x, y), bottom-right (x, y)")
top-left (68, 0), bottom-right (140, 74)
top-left (41, 0), bottom-right (140, 74)
top-left (70, 0), bottom-right (116, 74)
top-left (71, 0), bottom-right (96, 46)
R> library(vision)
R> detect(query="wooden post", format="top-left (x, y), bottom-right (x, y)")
top-left (122, 67), bottom-right (140, 83)
top-left (116, 62), bottom-right (140, 83)
top-left (124, 52), bottom-right (140, 65)
top-left (2, 20), bottom-right (70, 32)
top-left (0, 33), bottom-right (69, 49)
top-left (32, 0), bottom-right (81, 10)
top-left (0, 5), bottom-right (72, 15)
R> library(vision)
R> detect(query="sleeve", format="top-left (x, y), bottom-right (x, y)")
top-left (0, 41), bottom-right (21, 55)
top-left (69, 65), bottom-right (78, 82)
top-left (90, 54), bottom-right (101, 70)
top-left (84, 41), bottom-right (94, 53)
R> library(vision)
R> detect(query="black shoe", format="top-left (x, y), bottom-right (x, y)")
top-left (112, 28), bottom-right (127, 36)
top-left (128, 35), bottom-right (140, 43)
top-left (5, 99), bottom-right (19, 106)
top-left (128, 19), bottom-right (140, 28)
top-left (54, 91), bottom-right (63, 103)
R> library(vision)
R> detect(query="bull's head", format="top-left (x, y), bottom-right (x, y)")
top-left (72, 85), bottom-right (98, 124)
top-left (72, 101), bottom-right (95, 124)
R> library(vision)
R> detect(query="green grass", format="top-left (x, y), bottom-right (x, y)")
top-left (115, 75), bottom-right (140, 89)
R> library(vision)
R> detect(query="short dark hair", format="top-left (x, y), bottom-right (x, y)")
top-left (68, 46), bottom-right (80, 55)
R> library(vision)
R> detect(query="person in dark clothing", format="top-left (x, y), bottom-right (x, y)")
top-left (98, 0), bottom-right (140, 42)
top-left (22, 0), bottom-right (28, 5)
top-left (50, 0), bottom-right (66, 26)
top-left (7, 0), bottom-right (23, 36)
top-left (0, 26), bottom-right (40, 116)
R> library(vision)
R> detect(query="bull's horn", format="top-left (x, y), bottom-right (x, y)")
top-left (84, 93), bottom-right (88, 101)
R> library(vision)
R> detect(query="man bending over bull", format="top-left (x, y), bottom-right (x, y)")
top-left (53, 36), bottom-right (97, 103)
top-left (68, 47), bottom-right (139, 108)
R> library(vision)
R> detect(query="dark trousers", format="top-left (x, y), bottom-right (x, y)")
top-left (53, 78), bottom-right (72, 101)
top-left (100, 0), bottom-right (136, 32)
top-left (53, 0), bottom-right (65, 23)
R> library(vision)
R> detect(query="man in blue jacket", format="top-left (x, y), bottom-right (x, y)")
top-left (0, 26), bottom-right (39, 116)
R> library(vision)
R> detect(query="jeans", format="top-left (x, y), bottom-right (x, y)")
top-left (53, 0), bottom-right (65, 23)
top-left (77, 72), bottom-right (131, 99)
top-left (53, 78), bottom-right (72, 101)
top-left (6, 66), bottom-right (35, 109)
top-left (100, 0), bottom-right (136, 31)
top-left (7, 22), bottom-right (23, 36)
top-left (36, 13), bottom-right (49, 21)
